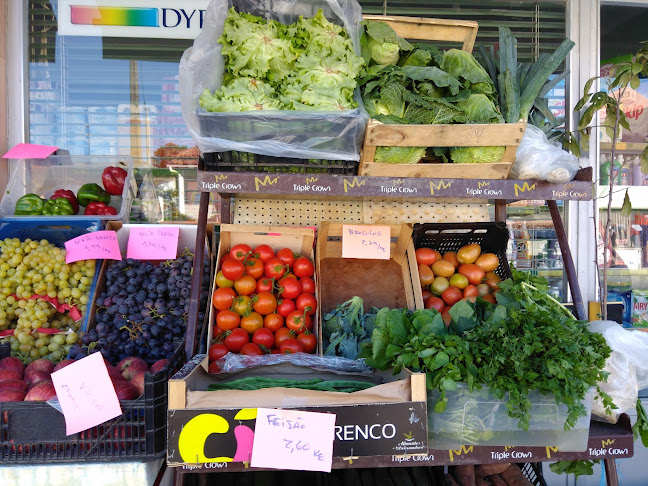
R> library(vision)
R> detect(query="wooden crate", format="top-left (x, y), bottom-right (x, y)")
top-left (207, 224), bottom-right (318, 354)
top-left (359, 15), bottom-right (526, 179)
top-left (316, 223), bottom-right (423, 353)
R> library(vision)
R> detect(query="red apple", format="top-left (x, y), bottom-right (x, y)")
top-left (24, 370), bottom-right (51, 386)
top-left (53, 359), bottom-right (75, 372)
top-left (25, 358), bottom-right (55, 376)
top-left (0, 380), bottom-right (28, 393)
top-left (24, 381), bottom-right (57, 401)
top-left (107, 365), bottom-right (127, 382)
top-left (149, 359), bottom-right (168, 373)
top-left (0, 369), bottom-right (22, 382)
top-left (0, 389), bottom-right (26, 402)
top-left (112, 380), bottom-right (138, 400)
top-left (118, 357), bottom-right (148, 381)
top-left (0, 357), bottom-right (25, 378)
top-left (129, 370), bottom-right (146, 397)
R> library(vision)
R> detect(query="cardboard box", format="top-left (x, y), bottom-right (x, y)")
top-left (166, 355), bottom-right (428, 466)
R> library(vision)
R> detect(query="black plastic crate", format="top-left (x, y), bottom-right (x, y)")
top-left (0, 342), bottom-right (184, 463)
top-left (200, 151), bottom-right (358, 175)
top-left (412, 222), bottom-right (512, 280)
top-left (0, 343), bottom-right (10, 359)
top-left (519, 462), bottom-right (548, 486)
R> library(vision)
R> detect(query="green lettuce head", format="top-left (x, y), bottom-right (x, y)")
top-left (367, 37), bottom-right (400, 66)
top-left (450, 145), bottom-right (505, 164)
top-left (199, 77), bottom-right (283, 112)
top-left (375, 146), bottom-right (426, 164)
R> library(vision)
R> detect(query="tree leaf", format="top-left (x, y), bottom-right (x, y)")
top-left (621, 189), bottom-right (632, 217)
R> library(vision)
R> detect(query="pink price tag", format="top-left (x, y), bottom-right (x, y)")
top-left (64, 231), bottom-right (122, 263)
top-left (2, 143), bottom-right (58, 159)
top-left (51, 352), bottom-right (122, 435)
top-left (126, 226), bottom-right (180, 260)
top-left (341, 225), bottom-right (391, 260)
top-left (251, 408), bottom-right (336, 472)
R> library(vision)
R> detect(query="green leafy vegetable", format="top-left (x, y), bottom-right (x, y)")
top-left (549, 460), bottom-right (598, 478)
top-left (322, 296), bottom-right (380, 360)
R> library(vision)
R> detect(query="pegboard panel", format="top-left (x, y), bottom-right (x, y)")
top-left (364, 200), bottom-right (489, 224)
top-left (233, 198), bottom-right (364, 227)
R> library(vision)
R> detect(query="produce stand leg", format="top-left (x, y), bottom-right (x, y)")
top-left (604, 458), bottom-right (619, 486)
top-left (494, 200), bottom-right (507, 223)
top-left (185, 191), bottom-right (210, 359)
top-left (221, 193), bottom-right (232, 224)
top-left (547, 200), bottom-right (586, 321)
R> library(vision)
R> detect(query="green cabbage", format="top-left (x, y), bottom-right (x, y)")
top-left (366, 37), bottom-right (400, 66)
top-left (375, 146), bottom-right (426, 164)
top-left (455, 94), bottom-right (503, 123)
top-left (441, 49), bottom-right (496, 97)
top-left (450, 145), bottom-right (505, 164)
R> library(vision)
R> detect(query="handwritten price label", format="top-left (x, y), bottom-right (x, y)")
top-left (126, 226), bottom-right (179, 260)
top-left (64, 231), bottom-right (122, 263)
top-left (51, 352), bottom-right (122, 435)
top-left (251, 408), bottom-right (336, 472)
top-left (342, 224), bottom-right (390, 260)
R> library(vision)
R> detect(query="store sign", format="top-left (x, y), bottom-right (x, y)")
top-left (58, 0), bottom-right (207, 39)
top-left (167, 402), bottom-right (428, 465)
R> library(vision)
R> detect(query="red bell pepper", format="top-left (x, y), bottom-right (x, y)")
top-left (102, 166), bottom-right (128, 196)
top-left (84, 202), bottom-right (118, 216)
top-left (50, 189), bottom-right (79, 214)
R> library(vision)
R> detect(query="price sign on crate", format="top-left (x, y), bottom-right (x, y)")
top-left (342, 225), bottom-right (390, 260)
top-left (251, 408), bottom-right (336, 472)
top-left (51, 352), bottom-right (122, 435)
top-left (64, 230), bottom-right (122, 263)
top-left (126, 226), bottom-right (180, 260)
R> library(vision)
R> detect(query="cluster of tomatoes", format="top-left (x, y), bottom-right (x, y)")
top-left (416, 244), bottom-right (502, 323)
top-left (208, 243), bottom-right (317, 372)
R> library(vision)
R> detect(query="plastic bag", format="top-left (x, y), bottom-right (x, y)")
top-left (179, 0), bottom-right (368, 161)
top-left (588, 320), bottom-right (648, 423)
top-left (216, 352), bottom-right (373, 374)
top-left (511, 124), bottom-right (580, 182)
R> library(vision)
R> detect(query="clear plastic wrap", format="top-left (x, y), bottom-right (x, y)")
top-left (215, 352), bottom-right (372, 374)
top-left (179, 0), bottom-right (368, 161)
top-left (588, 320), bottom-right (648, 423)
top-left (511, 124), bottom-right (580, 182)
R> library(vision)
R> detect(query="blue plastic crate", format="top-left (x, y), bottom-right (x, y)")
top-left (0, 219), bottom-right (103, 332)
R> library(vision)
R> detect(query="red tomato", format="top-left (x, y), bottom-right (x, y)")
top-left (271, 349), bottom-right (281, 354)
top-left (208, 361), bottom-right (221, 373)
top-left (421, 289), bottom-right (433, 300)
top-left (441, 287), bottom-right (463, 306)
top-left (463, 285), bottom-right (479, 298)
top-left (224, 328), bottom-right (249, 353)
top-left (441, 309), bottom-right (451, 326)
top-left (212, 325), bottom-right (226, 342)
top-left (297, 332), bottom-right (317, 353)
top-left (208, 343), bottom-right (229, 362)
top-left (281, 272), bottom-right (298, 280)
top-left (292, 257), bottom-right (314, 278)
top-left (415, 248), bottom-right (438, 266)
top-left (276, 248), bottom-right (297, 268)
top-left (234, 275), bottom-right (257, 296)
top-left (278, 277), bottom-right (302, 300)
top-left (279, 338), bottom-right (304, 354)
top-left (296, 293), bottom-right (317, 316)
top-left (276, 299), bottom-right (296, 318)
top-left (253, 292), bottom-right (277, 316)
top-left (240, 312), bottom-right (264, 335)
top-left (212, 287), bottom-right (236, 310)
top-left (424, 296), bottom-right (445, 313)
top-left (240, 343), bottom-right (263, 356)
top-left (220, 253), bottom-right (232, 264)
top-left (230, 244), bottom-right (252, 261)
top-left (265, 258), bottom-right (287, 279)
top-left (274, 327), bottom-right (294, 348)
top-left (221, 260), bottom-right (245, 281)
top-left (256, 277), bottom-right (274, 293)
top-left (253, 244), bottom-right (275, 263)
top-left (263, 313), bottom-right (284, 333)
top-left (480, 294), bottom-right (497, 304)
top-left (252, 328), bottom-right (275, 351)
top-left (244, 257), bottom-right (264, 279)
top-left (216, 309), bottom-right (240, 331)
top-left (299, 277), bottom-right (315, 295)
top-left (286, 310), bottom-right (312, 334)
